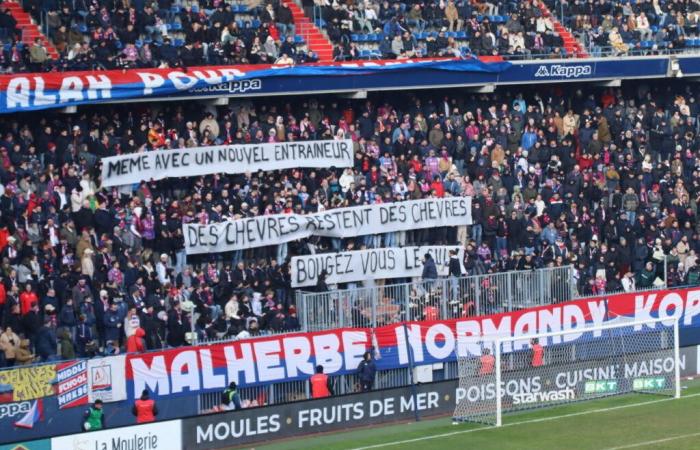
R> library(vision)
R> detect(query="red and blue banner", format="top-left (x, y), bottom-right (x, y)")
top-left (125, 287), bottom-right (700, 401)
top-left (55, 361), bottom-right (88, 410)
top-left (0, 58), bottom-right (510, 114)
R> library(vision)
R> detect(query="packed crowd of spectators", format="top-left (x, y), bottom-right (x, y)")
top-left (0, 0), bottom-right (316, 73)
top-left (2, 0), bottom-right (700, 71)
top-left (553, 0), bottom-right (700, 55)
top-left (322, 0), bottom-right (568, 60)
top-left (0, 80), bottom-right (700, 367)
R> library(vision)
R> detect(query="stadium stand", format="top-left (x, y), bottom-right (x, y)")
top-left (549, 0), bottom-right (700, 56)
top-left (0, 81), bottom-right (696, 365)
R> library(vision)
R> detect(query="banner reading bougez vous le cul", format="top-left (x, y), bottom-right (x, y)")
top-left (100, 139), bottom-right (353, 187)
top-left (290, 245), bottom-right (465, 287)
top-left (183, 197), bottom-right (472, 255)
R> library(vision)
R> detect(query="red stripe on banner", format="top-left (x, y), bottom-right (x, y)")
top-left (0, 58), bottom-right (459, 90)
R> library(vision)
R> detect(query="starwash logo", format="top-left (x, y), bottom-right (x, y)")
top-left (534, 64), bottom-right (593, 78)
top-left (511, 388), bottom-right (575, 405)
top-left (189, 79), bottom-right (262, 94)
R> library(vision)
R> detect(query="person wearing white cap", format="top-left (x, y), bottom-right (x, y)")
top-left (156, 254), bottom-right (170, 285)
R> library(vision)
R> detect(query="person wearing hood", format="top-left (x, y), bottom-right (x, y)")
top-left (126, 327), bottom-right (146, 353)
top-left (59, 328), bottom-right (75, 359)
top-left (422, 252), bottom-right (438, 296)
top-left (448, 249), bottom-right (461, 301)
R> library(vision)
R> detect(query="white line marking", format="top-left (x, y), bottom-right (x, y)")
top-left (349, 392), bottom-right (700, 450)
top-left (602, 431), bottom-right (700, 450)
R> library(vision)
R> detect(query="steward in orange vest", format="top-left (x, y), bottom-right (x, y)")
top-left (479, 348), bottom-right (495, 375)
top-left (531, 338), bottom-right (544, 367)
top-left (132, 389), bottom-right (158, 423)
top-left (310, 365), bottom-right (334, 399)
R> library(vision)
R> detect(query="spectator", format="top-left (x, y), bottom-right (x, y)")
top-left (126, 327), bottom-right (146, 353)
top-left (0, 326), bottom-right (20, 367)
top-left (132, 390), bottom-right (158, 423)
top-left (310, 364), bottom-right (333, 398)
top-left (357, 351), bottom-right (377, 391)
top-left (221, 381), bottom-right (242, 411)
top-left (82, 400), bottom-right (105, 431)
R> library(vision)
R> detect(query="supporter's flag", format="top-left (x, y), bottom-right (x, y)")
top-left (14, 399), bottom-right (43, 429)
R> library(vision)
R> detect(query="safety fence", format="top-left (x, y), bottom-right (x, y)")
top-left (295, 265), bottom-right (576, 332)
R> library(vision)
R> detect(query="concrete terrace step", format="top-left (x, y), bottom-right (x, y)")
top-left (286, 1), bottom-right (334, 61)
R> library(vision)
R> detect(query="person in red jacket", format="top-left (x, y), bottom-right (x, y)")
top-left (309, 365), bottom-right (333, 399)
top-left (126, 327), bottom-right (146, 353)
top-left (132, 390), bottom-right (158, 423)
top-left (531, 338), bottom-right (544, 367)
top-left (479, 348), bottom-right (495, 376)
top-left (19, 283), bottom-right (38, 316)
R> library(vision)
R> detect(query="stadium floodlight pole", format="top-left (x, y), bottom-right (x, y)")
top-left (674, 318), bottom-right (681, 399)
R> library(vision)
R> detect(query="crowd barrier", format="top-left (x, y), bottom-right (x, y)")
top-left (8, 342), bottom-right (700, 450)
top-left (296, 266), bottom-right (576, 331)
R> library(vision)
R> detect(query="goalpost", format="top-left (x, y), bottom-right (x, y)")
top-left (453, 317), bottom-right (681, 426)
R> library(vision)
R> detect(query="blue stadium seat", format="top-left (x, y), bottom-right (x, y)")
top-left (191, 5), bottom-right (199, 13)
top-left (367, 33), bottom-right (379, 42)
top-left (315, 19), bottom-right (326, 27)
top-left (446, 31), bottom-right (456, 38)
top-left (79, 24), bottom-right (88, 33)
top-left (135, 39), bottom-right (143, 48)
top-left (456, 31), bottom-right (467, 39)
top-left (252, 19), bottom-right (261, 28)
top-left (114, 40), bottom-right (123, 49)
top-left (360, 49), bottom-right (371, 58)
top-left (173, 38), bottom-right (185, 47)
top-left (294, 35), bottom-right (304, 43)
top-left (171, 22), bottom-right (182, 31)
top-left (170, 5), bottom-right (181, 14)
top-left (415, 32), bottom-right (426, 40)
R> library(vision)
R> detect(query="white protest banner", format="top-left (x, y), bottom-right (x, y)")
top-left (87, 355), bottom-right (127, 403)
top-left (184, 196), bottom-right (472, 255)
top-left (291, 245), bottom-right (465, 287)
top-left (100, 139), bottom-right (353, 187)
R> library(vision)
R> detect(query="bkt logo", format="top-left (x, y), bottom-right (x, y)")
top-left (189, 79), bottom-right (262, 94)
top-left (0, 401), bottom-right (31, 419)
top-left (534, 64), bottom-right (593, 78)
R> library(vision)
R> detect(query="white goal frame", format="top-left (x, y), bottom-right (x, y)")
top-left (488, 317), bottom-right (681, 427)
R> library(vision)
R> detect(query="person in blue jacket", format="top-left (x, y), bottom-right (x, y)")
top-left (357, 351), bottom-right (377, 392)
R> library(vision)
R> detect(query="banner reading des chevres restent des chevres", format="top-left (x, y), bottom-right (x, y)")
top-left (183, 197), bottom-right (472, 255)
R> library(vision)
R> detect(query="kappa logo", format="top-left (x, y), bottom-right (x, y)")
top-left (189, 79), bottom-right (262, 94)
top-left (534, 64), bottom-right (593, 78)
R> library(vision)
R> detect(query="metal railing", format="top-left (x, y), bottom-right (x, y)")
top-left (296, 266), bottom-right (576, 332)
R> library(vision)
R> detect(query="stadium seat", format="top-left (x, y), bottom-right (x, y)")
top-left (252, 19), bottom-right (261, 28)
top-left (173, 38), bottom-right (185, 47)
top-left (191, 5), bottom-right (199, 13)
top-left (294, 35), bottom-right (304, 43)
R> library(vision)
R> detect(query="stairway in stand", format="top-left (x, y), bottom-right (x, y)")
top-left (287, 2), bottom-right (333, 62)
top-left (536, 2), bottom-right (588, 58)
top-left (3, 1), bottom-right (59, 59)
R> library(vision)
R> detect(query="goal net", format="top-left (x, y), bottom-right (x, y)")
top-left (453, 317), bottom-right (680, 426)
